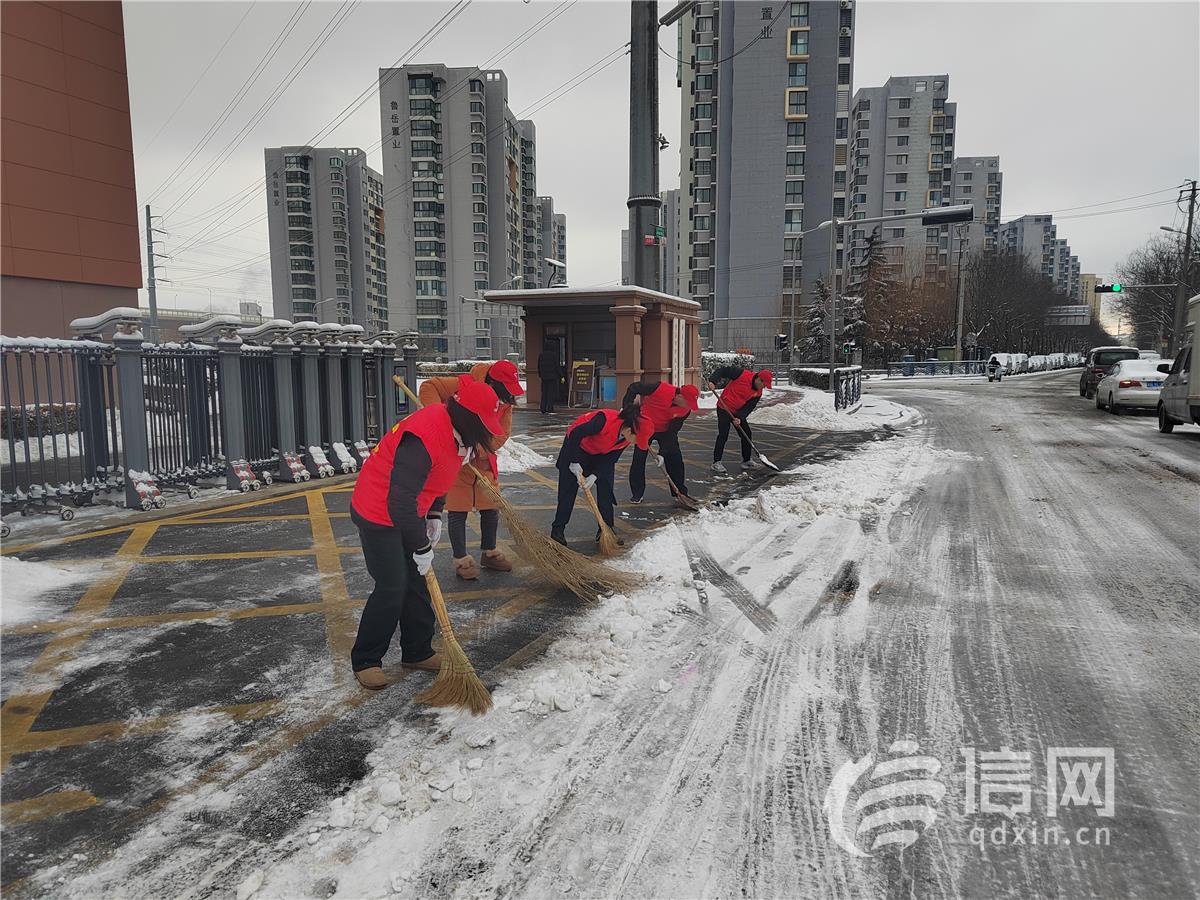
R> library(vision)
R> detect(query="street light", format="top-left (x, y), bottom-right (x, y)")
top-left (544, 257), bottom-right (566, 288)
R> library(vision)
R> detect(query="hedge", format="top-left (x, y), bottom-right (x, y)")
top-left (701, 351), bottom-right (755, 384)
top-left (0, 403), bottom-right (81, 439)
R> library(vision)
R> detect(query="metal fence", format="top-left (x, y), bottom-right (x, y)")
top-left (1, 337), bottom-right (123, 521)
top-left (1, 311), bottom-right (409, 525)
top-left (885, 360), bottom-right (986, 378)
top-left (833, 366), bottom-right (863, 411)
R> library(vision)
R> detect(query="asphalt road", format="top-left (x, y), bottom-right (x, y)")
top-left (861, 370), bottom-right (1200, 897)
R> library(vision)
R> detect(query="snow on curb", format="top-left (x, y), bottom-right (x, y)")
top-left (496, 438), bottom-right (552, 473)
top-left (1, 557), bottom-right (94, 626)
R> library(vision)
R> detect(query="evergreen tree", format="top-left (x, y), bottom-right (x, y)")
top-left (801, 278), bottom-right (831, 363)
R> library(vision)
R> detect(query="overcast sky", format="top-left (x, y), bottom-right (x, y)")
top-left (124, 0), bottom-right (1199, 319)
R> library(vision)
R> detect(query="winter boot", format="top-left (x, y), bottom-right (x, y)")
top-left (454, 555), bottom-right (480, 580)
top-left (551, 526), bottom-right (568, 547)
top-left (480, 550), bottom-right (513, 572)
top-left (401, 652), bottom-right (443, 672)
top-left (354, 667), bottom-right (389, 691)
top-left (711, 461), bottom-right (728, 476)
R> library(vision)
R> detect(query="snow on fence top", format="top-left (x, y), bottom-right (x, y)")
top-left (68, 307), bottom-right (142, 333)
top-left (0, 335), bottom-right (111, 351)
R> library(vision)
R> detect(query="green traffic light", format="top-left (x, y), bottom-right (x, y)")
top-left (1111, 283), bottom-right (1122, 292)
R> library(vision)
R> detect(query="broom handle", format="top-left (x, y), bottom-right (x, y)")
top-left (715, 387), bottom-right (769, 458)
top-left (424, 570), bottom-right (455, 635)
top-left (395, 375), bottom-right (423, 408)
top-left (647, 446), bottom-right (694, 505)
top-left (576, 470), bottom-right (610, 532)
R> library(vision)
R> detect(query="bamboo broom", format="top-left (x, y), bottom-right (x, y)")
top-left (414, 570), bottom-right (492, 715)
top-left (647, 446), bottom-right (700, 510)
top-left (394, 376), bottom-right (641, 601)
top-left (575, 470), bottom-right (622, 557)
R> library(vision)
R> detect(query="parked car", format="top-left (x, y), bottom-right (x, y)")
top-left (1156, 295), bottom-right (1199, 433)
top-left (1095, 360), bottom-right (1170, 413)
top-left (1138, 350), bottom-right (1162, 360)
top-left (1079, 346), bottom-right (1140, 398)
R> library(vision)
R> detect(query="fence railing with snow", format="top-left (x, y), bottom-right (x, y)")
top-left (1, 310), bottom-right (418, 521)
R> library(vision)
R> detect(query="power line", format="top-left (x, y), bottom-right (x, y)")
top-left (999, 185), bottom-right (1181, 223)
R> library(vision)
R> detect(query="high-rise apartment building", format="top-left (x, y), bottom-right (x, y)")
top-left (678, 0), bottom-right (854, 355)
top-left (948, 156), bottom-right (1002, 260)
top-left (379, 65), bottom-right (530, 360)
top-left (517, 121), bottom-right (540, 289)
top-left (849, 75), bottom-right (956, 283)
top-left (265, 146), bottom-right (387, 331)
top-left (1080, 272), bottom-right (1099, 315)
top-left (539, 196), bottom-right (567, 285)
top-left (999, 214), bottom-right (1057, 280)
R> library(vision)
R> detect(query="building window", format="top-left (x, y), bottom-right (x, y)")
top-left (470, 78), bottom-right (483, 92)
top-left (785, 181), bottom-right (804, 204)
top-left (897, 116), bottom-right (910, 128)
top-left (695, 159), bottom-right (712, 176)
top-left (896, 135), bottom-right (909, 146)
top-left (838, 63), bottom-right (851, 85)
top-left (898, 97), bottom-right (911, 110)
top-left (836, 117), bottom-right (848, 140)
top-left (694, 103), bottom-right (713, 119)
top-left (696, 74), bottom-right (713, 91)
top-left (694, 242), bottom-right (711, 257)
top-left (473, 261), bottom-right (488, 272)
top-left (786, 151), bottom-right (805, 175)
top-left (961, 185), bottom-right (973, 194)
top-left (471, 182), bottom-right (486, 194)
top-left (784, 236), bottom-right (801, 255)
top-left (789, 2), bottom-right (808, 26)
top-left (894, 172), bottom-right (908, 184)
top-left (788, 28), bottom-right (809, 57)
top-left (329, 156), bottom-right (343, 168)
top-left (788, 62), bottom-right (807, 86)
top-left (473, 241), bottom-right (488, 253)
top-left (696, 45), bottom-right (714, 62)
top-left (895, 154), bottom-right (909, 165)
top-left (292, 287), bottom-right (316, 300)
top-left (694, 215), bottom-right (710, 231)
top-left (894, 191), bottom-right (907, 201)
top-left (915, 80), bottom-right (927, 92)
top-left (784, 209), bottom-right (803, 232)
top-left (473, 222), bottom-right (487, 234)
top-left (471, 142), bottom-right (485, 154)
top-left (694, 131), bottom-right (713, 147)
top-left (786, 88), bottom-right (808, 117)
top-left (695, 188), bottom-right (712, 203)
top-left (697, 15), bottom-right (713, 30)
top-left (786, 121), bottom-right (806, 146)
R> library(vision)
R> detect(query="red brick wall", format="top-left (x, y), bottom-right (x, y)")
top-left (1, 1), bottom-right (140, 336)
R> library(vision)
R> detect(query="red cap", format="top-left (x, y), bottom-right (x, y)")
top-left (758, 369), bottom-right (774, 389)
top-left (679, 384), bottom-right (700, 412)
top-left (488, 359), bottom-right (525, 397)
top-left (453, 375), bottom-right (506, 435)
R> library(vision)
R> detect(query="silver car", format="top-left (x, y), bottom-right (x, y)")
top-left (1095, 359), bottom-right (1170, 413)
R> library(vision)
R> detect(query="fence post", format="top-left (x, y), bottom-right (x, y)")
top-left (325, 340), bottom-right (345, 446)
top-left (216, 328), bottom-right (248, 490)
top-left (345, 340), bottom-right (365, 443)
top-left (76, 351), bottom-right (110, 481)
top-left (271, 336), bottom-right (297, 480)
top-left (379, 339), bottom-right (399, 427)
top-left (299, 336), bottom-right (323, 469)
top-left (112, 328), bottom-right (150, 508)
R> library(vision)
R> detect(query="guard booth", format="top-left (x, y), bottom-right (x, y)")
top-left (483, 286), bottom-right (701, 409)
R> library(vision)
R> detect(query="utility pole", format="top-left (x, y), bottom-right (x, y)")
top-left (953, 224), bottom-right (968, 360)
top-left (144, 205), bottom-right (163, 344)
top-left (627, 1), bottom-right (662, 291)
top-left (1170, 179), bottom-right (1197, 356)
top-left (828, 217), bottom-right (839, 391)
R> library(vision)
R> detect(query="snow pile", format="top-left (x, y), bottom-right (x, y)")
top-left (1, 557), bottom-right (93, 626)
top-left (496, 438), bottom-right (551, 473)
top-left (744, 388), bottom-right (919, 432)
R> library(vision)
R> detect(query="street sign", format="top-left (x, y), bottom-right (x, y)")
top-left (964, 332), bottom-right (978, 348)
top-left (643, 235), bottom-right (656, 246)
top-left (654, 225), bottom-right (665, 237)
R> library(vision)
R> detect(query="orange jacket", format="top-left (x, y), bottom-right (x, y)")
top-left (417, 362), bottom-right (514, 512)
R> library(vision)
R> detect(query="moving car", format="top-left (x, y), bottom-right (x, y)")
top-left (1079, 346), bottom-right (1140, 398)
top-left (1156, 295), bottom-right (1199, 433)
top-left (1095, 359), bottom-right (1169, 413)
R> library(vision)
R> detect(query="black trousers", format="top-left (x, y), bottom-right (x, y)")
top-left (447, 508), bottom-right (499, 557)
top-left (629, 429), bottom-right (687, 499)
top-left (540, 377), bottom-right (557, 413)
top-left (552, 453), bottom-right (619, 530)
top-left (351, 523), bottom-right (436, 671)
top-left (714, 406), bottom-right (754, 462)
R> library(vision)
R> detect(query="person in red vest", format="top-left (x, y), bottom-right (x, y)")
top-left (708, 366), bottom-right (773, 474)
top-left (348, 376), bottom-right (505, 691)
top-left (622, 380), bottom-right (701, 504)
top-left (550, 404), bottom-right (649, 547)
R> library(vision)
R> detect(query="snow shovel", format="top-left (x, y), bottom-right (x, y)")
top-left (648, 446), bottom-right (700, 510)
top-left (414, 569), bottom-right (492, 715)
top-left (714, 389), bottom-right (780, 472)
top-left (575, 470), bottom-right (622, 557)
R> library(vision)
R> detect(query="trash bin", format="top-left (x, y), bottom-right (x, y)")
top-left (902, 354), bottom-right (915, 377)
top-left (925, 356), bottom-right (938, 376)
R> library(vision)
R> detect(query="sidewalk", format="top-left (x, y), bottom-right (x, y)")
top-left (0, 406), bottom-right (876, 893)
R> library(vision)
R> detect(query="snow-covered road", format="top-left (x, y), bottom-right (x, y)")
top-left (41, 371), bottom-right (1200, 899)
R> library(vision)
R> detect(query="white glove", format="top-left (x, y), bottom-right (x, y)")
top-left (583, 474), bottom-right (597, 490)
top-left (413, 545), bottom-right (434, 576)
top-left (425, 517), bottom-right (442, 546)
top-left (653, 453), bottom-right (665, 469)
top-left (569, 462), bottom-right (584, 478)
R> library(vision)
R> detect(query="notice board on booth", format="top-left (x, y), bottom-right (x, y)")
top-left (569, 359), bottom-right (596, 408)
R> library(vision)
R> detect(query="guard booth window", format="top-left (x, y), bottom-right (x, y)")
top-left (571, 321), bottom-right (616, 371)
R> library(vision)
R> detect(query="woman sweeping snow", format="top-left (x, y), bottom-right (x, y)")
top-left (707, 366), bottom-right (773, 475)
top-left (349, 376), bottom-right (506, 691)
top-left (550, 404), bottom-right (648, 548)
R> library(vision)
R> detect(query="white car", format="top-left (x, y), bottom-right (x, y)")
top-left (1095, 359), bottom-right (1170, 413)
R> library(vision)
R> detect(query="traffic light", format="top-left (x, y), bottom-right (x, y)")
top-left (1094, 283), bottom-right (1123, 293)
top-left (842, 342), bottom-right (852, 354)
top-left (920, 204), bottom-right (973, 226)
top-left (775, 334), bottom-right (788, 351)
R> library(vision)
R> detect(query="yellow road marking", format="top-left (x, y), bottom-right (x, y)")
top-left (307, 492), bottom-right (356, 688)
top-left (3, 790), bottom-right (99, 826)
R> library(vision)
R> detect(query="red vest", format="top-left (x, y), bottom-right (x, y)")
top-left (641, 381), bottom-right (685, 434)
top-left (568, 409), bottom-right (632, 456)
top-left (352, 404), bottom-right (463, 526)
top-left (719, 369), bottom-right (761, 413)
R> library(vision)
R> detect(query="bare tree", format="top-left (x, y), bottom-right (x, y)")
top-left (1112, 231), bottom-right (1197, 350)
